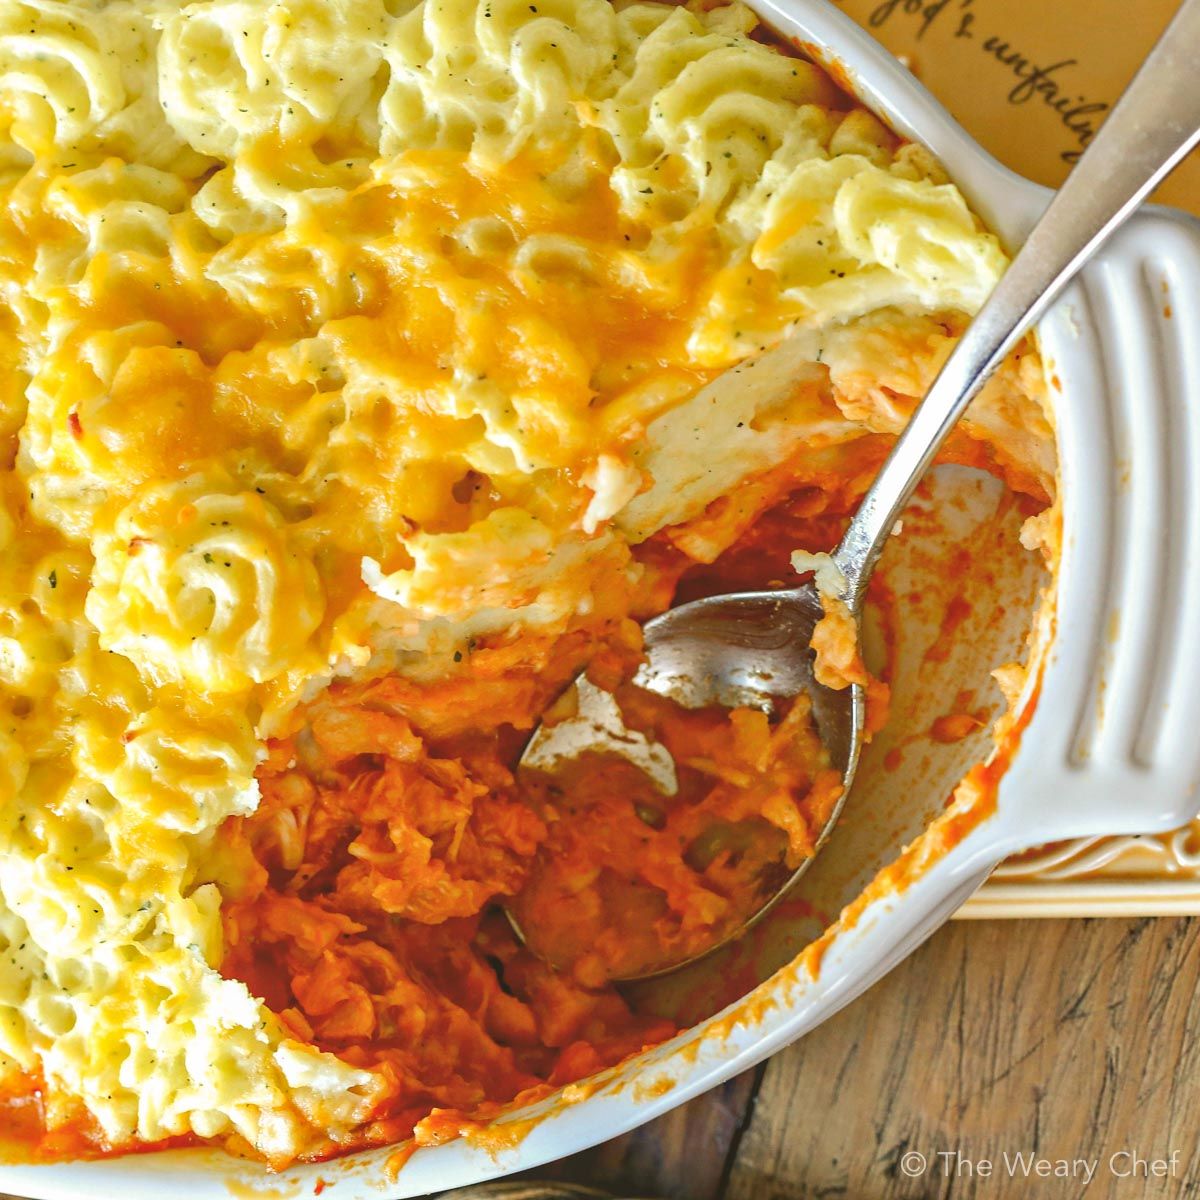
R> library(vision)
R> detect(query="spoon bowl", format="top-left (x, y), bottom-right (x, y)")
top-left (632, 585), bottom-right (862, 764)
top-left (512, 582), bottom-right (865, 981)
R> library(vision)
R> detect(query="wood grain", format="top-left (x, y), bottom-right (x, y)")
top-left (725, 918), bottom-right (1200, 1200)
top-left (524, 1067), bottom-right (763, 1200)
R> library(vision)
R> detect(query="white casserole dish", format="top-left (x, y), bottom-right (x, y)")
top-left (4, 0), bottom-right (1200, 1195)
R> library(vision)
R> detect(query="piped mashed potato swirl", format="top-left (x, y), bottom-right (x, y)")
top-left (87, 480), bottom-right (325, 692)
top-left (0, 0), bottom-right (1052, 1165)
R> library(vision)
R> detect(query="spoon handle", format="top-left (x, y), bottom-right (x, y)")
top-left (831, 0), bottom-right (1200, 608)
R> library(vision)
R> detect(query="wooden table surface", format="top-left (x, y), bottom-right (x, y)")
top-left (525, 917), bottom-right (1200, 1199)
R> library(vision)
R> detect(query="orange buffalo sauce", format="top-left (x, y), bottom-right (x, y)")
top-left (208, 472), bottom-right (884, 1156)
top-left (217, 635), bottom-right (678, 1147)
top-left (0, 1076), bottom-right (196, 1162)
top-left (512, 686), bottom-right (845, 984)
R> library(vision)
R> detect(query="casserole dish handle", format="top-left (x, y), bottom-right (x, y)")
top-left (995, 207), bottom-right (1200, 847)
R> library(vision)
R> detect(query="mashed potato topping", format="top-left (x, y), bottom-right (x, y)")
top-left (0, 0), bottom-right (1052, 1165)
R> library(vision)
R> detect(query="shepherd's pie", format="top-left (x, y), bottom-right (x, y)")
top-left (0, 0), bottom-right (1053, 1165)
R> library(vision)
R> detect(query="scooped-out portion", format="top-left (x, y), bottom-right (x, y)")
top-left (511, 653), bottom-right (847, 985)
top-left (0, 0), bottom-right (1054, 1168)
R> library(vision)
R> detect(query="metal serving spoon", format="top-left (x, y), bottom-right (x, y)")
top-left (512, 0), bottom-right (1200, 981)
